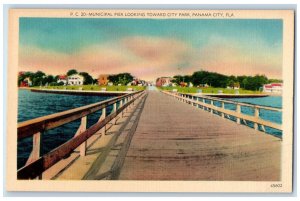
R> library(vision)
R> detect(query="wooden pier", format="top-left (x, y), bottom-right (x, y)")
top-left (118, 91), bottom-right (281, 180)
top-left (17, 90), bottom-right (282, 181)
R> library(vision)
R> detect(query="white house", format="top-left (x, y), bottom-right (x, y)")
top-left (68, 74), bottom-right (84, 85)
top-left (263, 83), bottom-right (282, 93)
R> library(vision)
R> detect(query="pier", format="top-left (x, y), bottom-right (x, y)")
top-left (17, 89), bottom-right (282, 181)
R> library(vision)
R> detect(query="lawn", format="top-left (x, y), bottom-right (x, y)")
top-left (32, 85), bottom-right (146, 91)
top-left (157, 86), bottom-right (263, 94)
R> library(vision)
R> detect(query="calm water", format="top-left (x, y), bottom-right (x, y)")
top-left (191, 95), bottom-right (282, 137)
top-left (18, 89), bottom-right (115, 169)
top-left (225, 96), bottom-right (282, 136)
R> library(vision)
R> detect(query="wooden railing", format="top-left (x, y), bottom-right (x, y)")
top-left (17, 90), bottom-right (145, 179)
top-left (162, 91), bottom-right (282, 134)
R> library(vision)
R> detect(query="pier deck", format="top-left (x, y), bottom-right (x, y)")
top-left (118, 90), bottom-right (281, 181)
top-left (47, 90), bottom-right (281, 181)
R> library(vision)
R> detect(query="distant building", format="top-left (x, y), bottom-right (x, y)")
top-left (156, 77), bottom-right (173, 87)
top-left (263, 83), bottom-right (282, 93)
top-left (68, 74), bottom-right (84, 85)
top-left (57, 75), bottom-right (68, 85)
top-left (23, 77), bottom-right (32, 86)
top-left (98, 74), bottom-right (109, 85)
top-left (20, 81), bottom-right (29, 87)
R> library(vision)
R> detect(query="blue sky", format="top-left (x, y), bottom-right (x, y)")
top-left (19, 18), bottom-right (283, 80)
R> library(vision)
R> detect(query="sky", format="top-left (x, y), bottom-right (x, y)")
top-left (19, 18), bottom-right (283, 81)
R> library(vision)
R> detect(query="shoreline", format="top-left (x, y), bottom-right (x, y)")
top-left (204, 93), bottom-right (269, 98)
top-left (25, 88), bottom-right (133, 96)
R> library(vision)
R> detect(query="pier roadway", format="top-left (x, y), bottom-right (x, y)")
top-left (118, 90), bottom-right (281, 181)
top-left (52, 90), bottom-right (281, 181)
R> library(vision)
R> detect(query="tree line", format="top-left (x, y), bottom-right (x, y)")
top-left (18, 69), bottom-right (135, 87)
top-left (171, 70), bottom-right (282, 91)
top-left (18, 69), bottom-right (97, 87)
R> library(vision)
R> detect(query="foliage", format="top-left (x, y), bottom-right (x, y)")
top-left (67, 69), bottom-right (78, 76)
top-left (35, 85), bottom-right (146, 91)
top-left (79, 72), bottom-right (94, 85)
top-left (108, 73), bottom-right (133, 85)
top-left (158, 86), bottom-right (262, 94)
top-left (172, 70), bottom-right (270, 91)
top-left (268, 79), bottom-right (283, 83)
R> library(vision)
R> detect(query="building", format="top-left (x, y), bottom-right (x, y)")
top-left (57, 75), bottom-right (68, 85)
top-left (156, 77), bottom-right (173, 87)
top-left (98, 74), bottom-right (109, 86)
top-left (263, 83), bottom-right (282, 93)
top-left (23, 77), bottom-right (32, 86)
top-left (68, 74), bottom-right (84, 85)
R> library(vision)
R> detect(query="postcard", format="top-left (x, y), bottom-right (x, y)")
top-left (6, 9), bottom-right (294, 192)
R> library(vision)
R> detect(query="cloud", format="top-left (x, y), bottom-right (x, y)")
top-left (190, 35), bottom-right (282, 78)
top-left (19, 35), bottom-right (282, 81)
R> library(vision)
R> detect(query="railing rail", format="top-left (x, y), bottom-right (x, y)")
top-left (162, 91), bottom-right (282, 133)
top-left (184, 92), bottom-right (282, 112)
top-left (17, 90), bottom-right (145, 179)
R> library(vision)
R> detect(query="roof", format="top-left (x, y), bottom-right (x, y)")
top-left (264, 83), bottom-right (282, 88)
top-left (58, 75), bottom-right (67, 79)
top-left (271, 83), bottom-right (282, 87)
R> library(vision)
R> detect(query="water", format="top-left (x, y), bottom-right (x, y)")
top-left (225, 96), bottom-right (282, 137)
top-left (17, 89), bottom-right (116, 169)
top-left (191, 95), bottom-right (282, 137)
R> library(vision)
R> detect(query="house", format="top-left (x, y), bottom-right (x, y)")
top-left (57, 75), bottom-right (68, 85)
top-left (98, 74), bottom-right (109, 86)
top-left (156, 77), bottom-right (173, 87)
top-left (263, 83), bottom-right (282, 93)
top-left (23, 77), bottom-right (32, 86)
top-left (20, 81), bottom-right (29, 87)
top-left (68, 74), bottom-right (84, 85)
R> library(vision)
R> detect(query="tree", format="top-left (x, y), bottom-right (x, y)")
top-left (268, 79), bottom-right (283, 83)
top-left (243, 75), bottom-right (268, 90)
top-left (227, 79), bottom-right (235, 89)
top-left (191, 70), bottom-right (228, 88)
top-left (108, 73), bottom-right (133, 85)
top-left (242, 78), bottom-right (248, 89)
top-left (43, 75), bottom-right (54, 85)
top-left (79, 72), bottom-right (93, 85)
top-left (67, 69), bottom-right (78, 76)
top-left (31, 71), bottom-right (46, 86)
top-left (93, 79), bottom-right (98, 85)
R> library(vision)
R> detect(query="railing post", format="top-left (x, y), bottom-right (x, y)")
top-left (112, 102), bottom-right (117, 124)
top-left (26, 131), bottom-right (43, 179)
top-left (120, 99), bottom-right (124, 117)
top-left (210, 100), bottom-right (214, 114)
top-left (99, 107), bottom-right (106, 135)
top-left (78, 116), bottom-right (87, 156)
top-left (254, 107), bottom-right (259, 130)
top-left (26, 132), bottom-right (42, 165)
top-left (203, 98), bottom-right (206, 110)
top-left (221, 102), bottom-right (225, 118)
top-left (236, 104), bottom-right (241, 124)
top-left (132, 95), bottom-right (135, 106)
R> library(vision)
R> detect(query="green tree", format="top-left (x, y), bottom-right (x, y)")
top-left (31, 71), bottom-right (46, 86)
top-left (79, 72), bottom-right (94, 85)
top-left (67, 69), bottom-right (78, 76)
top-left (244, 75), bottom-right (268, 90)
top-left (108, 73), bottom-right (133, 85)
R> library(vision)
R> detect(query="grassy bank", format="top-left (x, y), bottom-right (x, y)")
top-left (32, 85), bottom-right (146, 91)
top-left (158, 86), bottom-right (263, 94)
